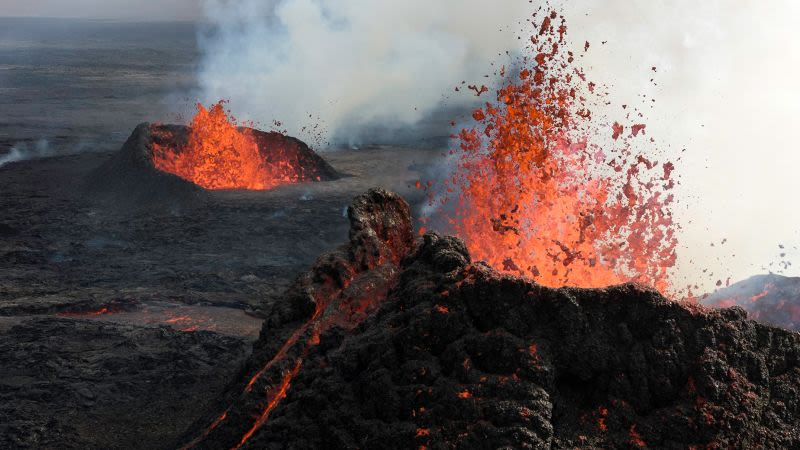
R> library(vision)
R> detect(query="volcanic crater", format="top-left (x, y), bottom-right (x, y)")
top-left (86, 105), bottom-right (339, 211)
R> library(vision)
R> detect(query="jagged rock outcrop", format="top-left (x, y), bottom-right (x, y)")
top-left (179, 188), bottom-right (413, 450)
top-left (180, 189), bottom-right (800, 450)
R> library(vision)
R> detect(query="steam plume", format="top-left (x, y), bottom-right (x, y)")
top-left (196, 0), bottom-right (528, 144)
top-left (195, 0), bottom-right (800, 292)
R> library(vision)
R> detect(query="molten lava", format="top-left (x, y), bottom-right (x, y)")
top-left (56, 307), bottom-right (114, 317)
top-left (429, 9), bottom-right (677, 291)
top-left (234, 360), bottom-right (302, 450)
top-left (152, 101), bottom-right (305, 190)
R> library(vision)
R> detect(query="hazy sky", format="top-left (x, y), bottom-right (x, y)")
top-left (557, 0), bottom-right (800, 291)
top-left (0, 0), bottom-right (201, 20)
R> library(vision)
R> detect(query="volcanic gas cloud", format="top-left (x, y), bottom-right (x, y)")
top-left (152, 101), bottom-right (336, 190)
top-left (425, 9), bottom-right (678, 292)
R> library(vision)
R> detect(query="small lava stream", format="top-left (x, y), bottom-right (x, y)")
top-left (56, 302), bottom-right (262, 340)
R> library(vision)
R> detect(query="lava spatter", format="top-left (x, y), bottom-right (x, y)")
top-left (428, 8), bottom-right (678, 292)
top-left (180, 209), bottom-right (800, 448)
top-left (152, 101), bottom-right (330, 190)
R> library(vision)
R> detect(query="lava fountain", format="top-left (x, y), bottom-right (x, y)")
top-left (152, 101), bottom-right (337, 190)
top-left (426, 9), bottom-right (678, 292)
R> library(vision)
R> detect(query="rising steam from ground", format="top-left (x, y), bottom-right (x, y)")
top-left (0, 139), bottom-right (105, 168)
top-left (0, 140), bottom-right (53, 168)
top-left (196, 0), bottom-right (529, 145)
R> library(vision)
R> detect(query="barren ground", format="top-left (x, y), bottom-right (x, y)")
top-left (0, 144), bottom-right (437, 448)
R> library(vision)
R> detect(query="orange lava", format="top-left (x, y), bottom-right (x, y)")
top-left (430, 9), bottom-right (677, 291)
top-left (152, 101), bottom-right (303, 190)
top-left (750, 286), bottom-right (771, 302)
top-left (234, 272), bottom-right (386, 447)
top-left (233, 360), bottom-right (302, 450)
top-left (180, 410), bottom-right (229, 450)
top-left (597, 406), bottom-right (609, 432)
top-left (629, 424), bottom-right (647, 448)
top-left (57, 307), bottom-right (113, 317)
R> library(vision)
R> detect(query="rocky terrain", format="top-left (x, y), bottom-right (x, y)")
top-left (4, 14), bottom-right (799, 450)
top-left (0, 317), bottom-right (249, 449)
top-left (703, 274), bottom-right (800, 332)
top-left (0, 18), bottom-right (455, 450)
top-left (0, 137), bottom-right (435, 449)
top-left (181, 189), bottom-right (800, 450)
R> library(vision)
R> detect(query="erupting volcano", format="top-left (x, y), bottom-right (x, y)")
top-left (151, 101), bottom-right (338, 190)
top-left (86, 101), bottom-right (339, 210)
top-left (178, 188), bottom-right (800, 450)
top-left (426, 9), bottom-right (677, 292)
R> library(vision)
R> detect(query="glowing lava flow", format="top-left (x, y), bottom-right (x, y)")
top-left (179, 410), bottom-right (229, 450)
top-left (231, 288), bottom-right (347, 449)
top-left (152, 101), bottom-right (304, 190)
top-left (428, 9), bottom-right (678, 291)
top-left (224, 267), bottom-right (392, 448)
top-left (243, 305), bottom-right (324, 394)
top-left (56, 307), bottom-right (112, 317)
top-left (232, 361), bottom-right (302, 450)
top-left (56, 305), bottom-right (126, 317)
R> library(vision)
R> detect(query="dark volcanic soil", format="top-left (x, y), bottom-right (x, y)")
top-left (0, 317), bottom-right (249, 450)
top-left (0, 18), bottom-right (452, 449)
top-left (181, 189), bottom-right (800, 450)
top-left (0, 144), bottom-right (436, 448)
top-left (0, 145), bottom-right (432, 315)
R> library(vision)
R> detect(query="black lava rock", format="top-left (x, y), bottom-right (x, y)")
top-left (181, 190), bottom-right (800, 450)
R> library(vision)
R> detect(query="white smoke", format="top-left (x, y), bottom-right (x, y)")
top-left (0, 140), bottom-right (53, 168)
top-left (196, 0), bottom-right (800, 292)
top-left (196, 0), bottom-right (529, 144)
top-left (554, 0), bottom-right (800, 292)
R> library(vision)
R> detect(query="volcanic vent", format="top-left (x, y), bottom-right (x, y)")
top-left (179, 189), bottom-right (800, 450)
top-left (87, 102), bottom-right (338, 207)
top-left (151, 102), bottom-right (339, 190)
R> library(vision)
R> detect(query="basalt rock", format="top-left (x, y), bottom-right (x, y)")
top-left (85, 124), bottom-right (208, 211)
top-left (180, 189), bottom-right (800, 450)
top-left (178, 188), bottom-right (414, 450)
top-left (0, 317), bottom-right (250, 450)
